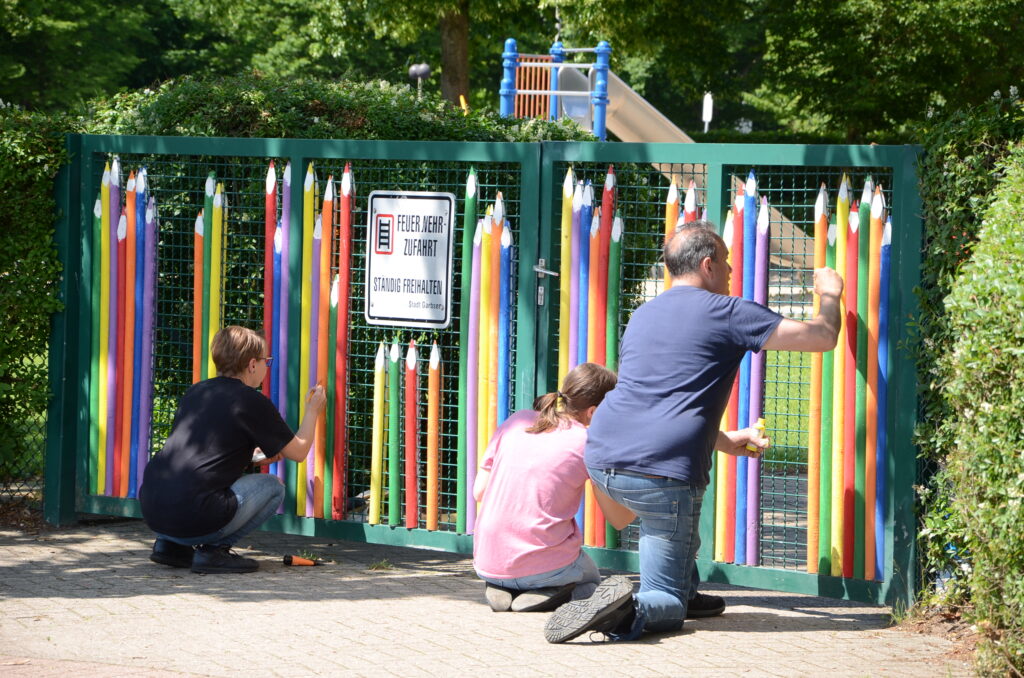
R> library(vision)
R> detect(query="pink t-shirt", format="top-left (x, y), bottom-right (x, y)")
top-left (473, 409), bottom-right (588, 579)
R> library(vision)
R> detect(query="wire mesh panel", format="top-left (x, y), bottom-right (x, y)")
top-left (70, 137), bottom-right (534, 540)
top-left (51, 137), bottom-right (920, 603)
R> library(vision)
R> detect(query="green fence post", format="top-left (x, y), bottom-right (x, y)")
top-left (884, 145), bottom-right (923, 609)
top-left (44, 134), bottom-right (84, 525)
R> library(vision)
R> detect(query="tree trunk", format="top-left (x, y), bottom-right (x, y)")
top-left (438, 1), bottom-right (469, 106)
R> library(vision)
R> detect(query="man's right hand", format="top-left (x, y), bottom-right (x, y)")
top-left (813, 267), bottom-right (844, 298)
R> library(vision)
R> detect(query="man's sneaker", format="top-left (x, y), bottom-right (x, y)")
top-left (543, 575), bottom-right (634, 643)
top-left (190, 545), bottom-right (259, 574)
top-left (686, 591), bottom-right (726, 618)
top-left (149, 538), bottom-right (194, 569)
top-left (510, 583), bottom-right (575, 612)
top-left (484, 583), bottom-right (516, 612)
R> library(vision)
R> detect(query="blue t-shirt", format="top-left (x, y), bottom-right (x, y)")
top-left (585, 284), bottom-right (783, 486)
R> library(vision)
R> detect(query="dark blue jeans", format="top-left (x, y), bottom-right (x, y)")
top-left (588, 466), bottom-right (703, 636)
top-left (158, 474), bottom-right (284, 548)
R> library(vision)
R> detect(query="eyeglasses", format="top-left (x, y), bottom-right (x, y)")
top-left (262, 356), bottom-right (274, 366)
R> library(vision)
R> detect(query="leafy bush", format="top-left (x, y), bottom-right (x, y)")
top-left (0, 108), bottom-right (70, 480)
top-left (941, 144), bottom-right (1024, 676)
top-left (912, 91), bottom-right (1024, 598)
top-left (80, 72), bottom-right (592, 142)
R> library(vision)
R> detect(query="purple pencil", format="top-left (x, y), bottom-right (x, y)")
top-left (568, 181), bottom-right (582, 368)
top-left (105, 157), bottom-right (121, 496)
top-left (136, 196), bottom-right (158, 492)
top-left (747, 196), bottom-right (770, 564)
top-left (276, 163), bottom-right (290, 489)
top-left (466, 221), bottom-right (482, 533)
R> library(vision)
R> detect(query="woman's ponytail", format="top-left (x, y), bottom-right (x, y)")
top-left (526, 363), bottom-right (617, 434)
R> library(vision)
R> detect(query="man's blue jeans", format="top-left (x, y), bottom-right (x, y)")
top-left (587, 466), bottom-right (703, 635)
top-left (158, 474), bottom-right (284, 548)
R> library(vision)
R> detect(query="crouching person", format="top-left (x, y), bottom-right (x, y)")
top-left (140, 325), bottom-right (325, 574)
top-left (472, 363), bottom-right (636, 612)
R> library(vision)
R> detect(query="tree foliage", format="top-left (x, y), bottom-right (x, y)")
top-left (754, 0), bottom-right (1024, 139)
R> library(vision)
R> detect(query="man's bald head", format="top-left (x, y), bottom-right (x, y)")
top-left (664, 221), bottom-right (726, 278)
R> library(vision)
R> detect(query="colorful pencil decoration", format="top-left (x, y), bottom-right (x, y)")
top-left (457, 169), bottom-right (478, 533)
top-left (746, 196), bottom-right (769, 565)
top-left (388, 340), bottom-right (401, 527)
top-left (664, 177), bottom-right (679, 290)
top-left (405, 341), bottom-right (420, 529)
top-left (77, 156), bottom-right (900, 583)
top-left (89, 158), bottom-right (157, 498)
top-left (369, 343), bottom-right (386, 525)
top-left (426, 342), bottom-right (441, 531)
top-left (332, 163), bottom-right (354, 520)
top-left (807, 183), bottom-right (827, 573)
top-left (558, 168), bottom-right (574, 386)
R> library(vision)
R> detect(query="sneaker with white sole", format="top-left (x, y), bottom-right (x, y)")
top-left (543, 575), bottom-right (634, 643)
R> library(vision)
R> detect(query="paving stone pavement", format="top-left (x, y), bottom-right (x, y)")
top-left (0, 518), bottom-right (972, 677)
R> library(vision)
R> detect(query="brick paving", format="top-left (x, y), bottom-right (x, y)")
top-left (0, 519), bottom-right (972, 677)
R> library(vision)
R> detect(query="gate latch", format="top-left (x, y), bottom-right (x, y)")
top-left (533, 258), bottom-right (558, 306)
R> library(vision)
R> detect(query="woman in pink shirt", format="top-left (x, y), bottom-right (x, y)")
top-left (473, 363), bottom-right (634, 612)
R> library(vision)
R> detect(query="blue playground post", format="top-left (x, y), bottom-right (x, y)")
top-left (591, 41), bottom-right (611, 141)
top-left (549, 41), bottom-right (565, 121)
top-left (500, 38), bottom-right (518, 118)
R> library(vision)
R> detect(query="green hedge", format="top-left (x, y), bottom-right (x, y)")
top-left (0, 109), bottom-right (69, 480)
top-left (941, 144), bottom-right (1024, 676)
top-left (80, 72), bottom-right (591, 142)
top-left (913, 92), bottom-right (1024, 599)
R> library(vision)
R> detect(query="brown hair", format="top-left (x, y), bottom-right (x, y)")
top-left (526, 362), bottom-right (617, 434)
top-left (211, 325), bottom-right (266, 377)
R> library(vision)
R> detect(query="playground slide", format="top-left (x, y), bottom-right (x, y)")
top-left (559, 67), bottom-right (810, 271)
top-left (559, 68), bottom-right (695, 144)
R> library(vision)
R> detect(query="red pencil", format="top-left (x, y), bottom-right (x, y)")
top-left (405, 341), bottom-right (420, 529)
top-left (263, 162), bottom-right (276, 398)
top-left (843, 202), bottom-right (859, 579)
top-left (332, 164), bottom-right (353, 520)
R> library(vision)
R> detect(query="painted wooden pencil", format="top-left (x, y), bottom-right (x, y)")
top-left (664, 177), bottom-right (679, 290)
top-left (466, 222), bottom-right (482, 533)
top-left (456, 168), bottom-right (477, 533)
top-left (333, 164), bottom-right (354, 520)
top-left (113, 212), bottom-right (126, 496)
top-left (201, 172), bottom-right (215, 381)
top-left (736, 169), bottom-right (757, 563)
top-left (369, 343), bottom-right (386, 524)
top-left (558, 168), bottom-right (574, 385)
top-left (831, 174), bottom-right (850, 576)
top-left (865, 187), bottom-right (885, 580)
top-left (388, 340), bottom-right (401, 527)
top-left (90, 192), bottom-right (102, 495)
top-left (747, 196), bottom-right (769, 565)
top-left (843, 199), bottom-right (860, 579)
top-left (568, 181), bottom-right (582, 368)
top-left (497, 226), bottom-right (512, 424)
top-left (807, 183), bottom-right (827, 573)
top-left (136, 196), bottom-right (157, 490)
top-left (263, 162), bottom-right (276, 398)
top-left (876, 216), bottom-right (892, 579)
top-left (426, 342), bottom-right (441, 531)
top-left (405, 341), bottom-right (420, 529)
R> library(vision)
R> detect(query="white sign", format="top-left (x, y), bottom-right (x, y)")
top-left (365, 190), bottom-right (456, 328)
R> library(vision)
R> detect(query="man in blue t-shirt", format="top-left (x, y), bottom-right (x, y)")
top-left (544, 222), bottom-right (844, 643)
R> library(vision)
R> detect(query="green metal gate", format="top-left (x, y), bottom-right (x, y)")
top-left (46, 135), bottom-right (921, 606)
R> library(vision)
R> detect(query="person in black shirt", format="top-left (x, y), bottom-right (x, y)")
top-left (140, 326), bottom-right (326, 573)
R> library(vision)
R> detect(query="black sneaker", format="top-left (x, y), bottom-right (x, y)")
top-left (686, 592), bottom-right (726, 618)
top-left (190, 545), bottom-right (259, 574)
top-left (149, 538), bottom-right (194, 569)
top-left (543, 575), bottom-right (634, 643)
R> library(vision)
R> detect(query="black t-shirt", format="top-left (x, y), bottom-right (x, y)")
top-left (140, 377), bottom-right (294, 537)
top-left (585, 285), bottom-right (783, 485)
